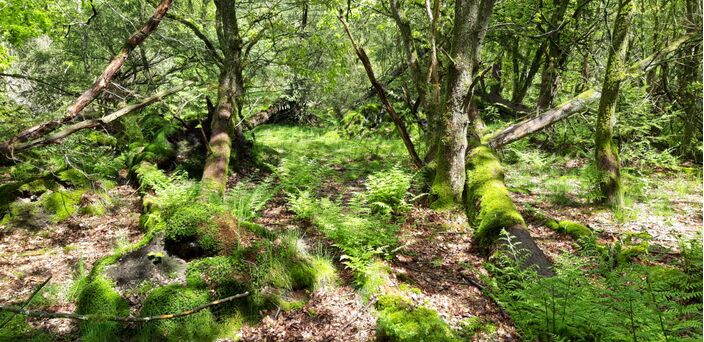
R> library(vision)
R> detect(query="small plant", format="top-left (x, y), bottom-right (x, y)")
top-left (363, 166), bottom-right (412, 215)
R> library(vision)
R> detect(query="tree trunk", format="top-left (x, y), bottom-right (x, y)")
top-left (201, 0), bottom-right (243, 195)
top-left (678, 0), bottom-right (702, 161)
top-left (431, 0), bottom-right (495, 208)
top-left (594, 0), bottom-right (633, 208)
top-left (0, 0), bottom-right (173, 153)
top-left (536, 0), bottom-right (570, 111)
top-left (465, 146), bottom-right (554, 276)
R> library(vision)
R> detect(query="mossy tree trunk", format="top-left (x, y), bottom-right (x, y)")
top-left (594, 0), bottom-right (633, 209)
top-left (201, 0), bottom-right (244, 195)
top-left (432, 0), bottom-right (495, 208)
top-left (536, 0), bottom-right (570, 111)
top-left (678, 0), bottom-right (702, 161)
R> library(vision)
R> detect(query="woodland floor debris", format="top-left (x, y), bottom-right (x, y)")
top-left (0, 185), bottom-right (142, 336)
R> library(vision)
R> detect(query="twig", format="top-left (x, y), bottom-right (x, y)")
top-left (0, 291), bottom-right (250, 322)
top-left (340, 296), bottom-right (377, 331)
top-left (0, 276), bottom-right (52, 329)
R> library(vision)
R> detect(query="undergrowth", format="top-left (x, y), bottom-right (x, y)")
top-left (486, 230), bottom-right (703, 341)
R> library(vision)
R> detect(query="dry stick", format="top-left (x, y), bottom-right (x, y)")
top-left (339, 296), bottom-right (378, 331)
top-left (1, 0), bottom-right (173, 151)
top-left (0, 291), bottom-right (250, 322)
top-left (0, 276), bottom-right (52, 329)
top-left (337, 16), bottom-right (424, 169)
top-left (487, 34), bottom-right (695, 148)
top-left (14, 82), bottom-right (192, 151)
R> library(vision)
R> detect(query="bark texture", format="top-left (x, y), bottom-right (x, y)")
top-left (432, 0), bottom-right (495, 208)
top-left (594, 0), bottom-right (633, 208)
top-left (201, 0), bottom-right (243, 195)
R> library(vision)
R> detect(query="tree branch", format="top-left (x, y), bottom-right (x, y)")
top-left (338, 15), bottom-right (424, 168)
top-left (1, 0), bottom-right (173, 150)
top-left (166, 13), bottom-right (224, 66)
top-left (11, 82), bottom-right (191, 152)
top-left (0, 291), bottom-right (249, 322)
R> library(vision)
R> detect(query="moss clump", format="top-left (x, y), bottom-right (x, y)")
top-left (465, 147), bottom-right (525, 244)
top-left (2, 200), bottom-right (48, 228)
top-left (375, 294), bottom-right (459, 342)
top-left (559, 221), bottom-right (592, 238)
top-left (186, 256), bottom-right (248, 298)
top-left (164, 202), bottom-right (238, 254)
top-left (41, 189), bottom-right (85, 222)
top-left (75, 277), bottom-right (129, 342)
top-left (0, 313), bottom-right (52, 341)
top-left (137, 285), bottom-right (216, 342)
top-left (359, 261), bottom-right (393, 299)
top-left (458, 316), bottom-right (496, 338)
top-left (309, 256), bottom-right (338, 290)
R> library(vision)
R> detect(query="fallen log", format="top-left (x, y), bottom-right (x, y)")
top-left (486, 34), bottom-right (695, 149)
top-left (487, 89), bottom-right (601, 148)
top-left (5, 83), bottom-right (190, 154)
top-left (1, 0), bottom-right (173, 150)
top-left (465, 146), bottom-right (554, 276)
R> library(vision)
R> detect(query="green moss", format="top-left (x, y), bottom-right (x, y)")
top-left (137, 285), bottom-right (216, 342)
top-left (458, 317), bottom-right (496, 338)
top-left (58, 169), bottom-right (92, 188)
top-left (41, 189), bottom-right (85, 222)
top-left (465, 147), bottom-right (525, 244)
top-left (3, 200), bottom-right (47, 228)
top-left (430, 182), bottom-right (460, 210)
top-left (375, 294), bottom-right (459, 342)
top-left (559, 221), bottom-right (592, 238)
top-left (75, 277), bottom-right (129, 342)
top-left (186, 256), bottom-right (247, 298)
top-left (164, 202), bottom-right (236, 254)
top-left (0, 313), bottom-right (52, 341)
top-left (359, 261), bottom-right (393, 299)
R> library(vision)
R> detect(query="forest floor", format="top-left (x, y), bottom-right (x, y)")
top-left (0, 125), bottom-right (701, 341)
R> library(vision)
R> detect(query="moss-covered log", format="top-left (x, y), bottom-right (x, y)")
top-left (465, 146), bottom-right (553, 276)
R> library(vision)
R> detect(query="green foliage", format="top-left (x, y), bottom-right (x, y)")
top-left (137, 285), bottom-right (217, 342)
top-left (75, 277), bottom-right (129, 342)
top-left (0, 313), bottom-right (52, 341)
top-left (487, 232), bottom-right (703, 341)
top-left (134, 162), bottom-right (171, 193)
top-left (375, 294), bottom-right (460, 342)
top-left (290, 195), bottom-right (398, 266)
top-left (223, 178), bottom-right (278, 221)
top-left (40, 189), bottom-right (85, 222)
top-left (362, 166), bottom-right (412, 215)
